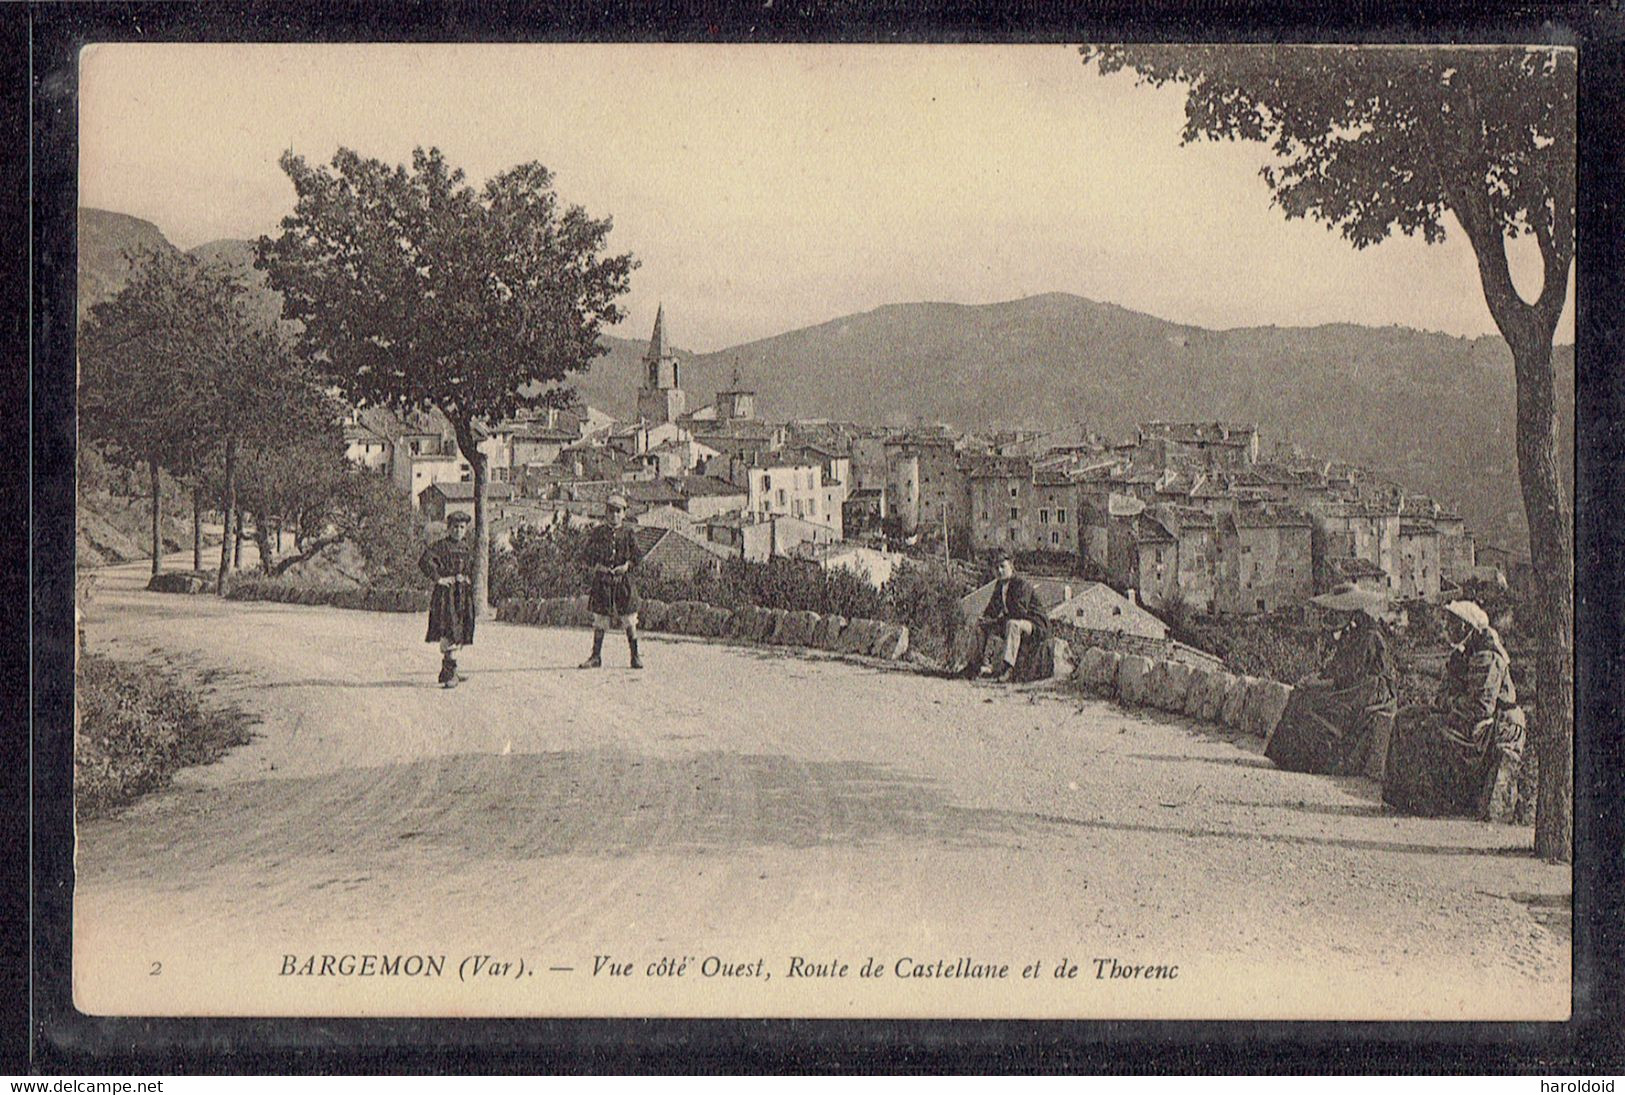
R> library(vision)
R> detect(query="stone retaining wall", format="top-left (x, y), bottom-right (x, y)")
top-left (494, 596), bottom-right (911, 661)
top-left (1066, 641), bottom-right (1294, 741)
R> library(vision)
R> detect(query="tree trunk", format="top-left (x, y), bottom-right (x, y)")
top-left (233, 507), bottom-right (243, 570)
top-left (192, 483), bottom-right (203, 573)
top-left (276, 520), bottom-right (283, 554)
top-left (1454, 192), bottom-right (1574, 864)
top-left (451, 416), bottom-right (492, 617)
top-left (149, 458), bottom-right (163, 577)
top-left (216, 435), bottom-right (237, 595)
top-left (253, 512), bottom-right (274, 575)
top-left (1510, 332), bottom-right (1574, 862)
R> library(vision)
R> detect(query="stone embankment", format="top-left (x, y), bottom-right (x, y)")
top-left (1073, 645), bottom-right (1294, 742)
top-left (496, 596), bottom-right (911, 661)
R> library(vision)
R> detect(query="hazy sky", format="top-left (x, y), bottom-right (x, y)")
top-left (80, 43), bottom-right (1575, 353)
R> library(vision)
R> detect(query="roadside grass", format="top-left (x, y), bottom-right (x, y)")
top-left (75, 654), bottom-right (258, 818)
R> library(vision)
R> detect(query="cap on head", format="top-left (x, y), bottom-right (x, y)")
top-left (606, 494), bottom-right (629, 512)
top-left (446, 510), bottom-right (473, 526)
top-left (1443, 599), bottom-right (1490, 633)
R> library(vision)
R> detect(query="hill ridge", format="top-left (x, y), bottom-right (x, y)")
top-left (76, 208), bottom-right (1571, 551)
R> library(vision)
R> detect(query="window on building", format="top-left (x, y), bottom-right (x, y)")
top-left (777, 489), bottom-right (786, 505)
top-left (1057, 509), bottom-right (1067, 524)
top-left (1039, 509), bottom-right (1050, 525)
top-left (1256, 599), bottom-right (1267, 611)
top-left (1007, 529), bottom-right (1016, 542)
top-left (1155, 548), bottom-right (1164, 564)
top-left (1009, 486), bottom-right (1018, 498)
top-left (1051, 531), bottom-right (1060, 546)
top-left (1009, 507), bottom-right (1019, 522)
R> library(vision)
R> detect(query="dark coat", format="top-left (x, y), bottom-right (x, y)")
top-left (584, 523), bottom-right (642, 619)
top-left (1383, 628), bottom-right (1525, 817)
top-left (1267, 617), bottom-right (1397, 775)
top-left (982, 576), bottom-right (1050, 629)
top-left (980, 575), bottom-right (1054, 682)
top-left (419, 536), bottom-right (476, 645)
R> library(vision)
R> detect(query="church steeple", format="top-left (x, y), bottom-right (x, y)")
top-left (647, 304), bottom-right (669, 362)
top-left (637, 303), bottom-right (686, 424)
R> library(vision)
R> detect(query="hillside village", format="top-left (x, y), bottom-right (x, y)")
top-left (347, 306), bottom-right (1511, 620)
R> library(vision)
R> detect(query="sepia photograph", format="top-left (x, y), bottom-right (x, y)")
top-left (69, 41), bottom-right (1575, 1022)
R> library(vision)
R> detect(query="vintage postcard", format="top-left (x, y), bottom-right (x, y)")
top-left (70, 42), bottom-right (1575, 1022)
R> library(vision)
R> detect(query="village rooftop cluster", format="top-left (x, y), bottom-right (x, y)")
top-left (342, 308), bottom-right (1508, 617)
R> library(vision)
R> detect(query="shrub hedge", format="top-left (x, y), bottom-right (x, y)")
top-left (75, 654), bottom-right (255, 817)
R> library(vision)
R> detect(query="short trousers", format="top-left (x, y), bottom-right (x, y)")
top-left (594, 612), bottom-right (639, 630)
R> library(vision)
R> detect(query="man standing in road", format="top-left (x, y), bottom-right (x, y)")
top-left (419, 509), bottom-right (477, 688)
top-left (961, 549), bottom-right (1051, 683)
top-left (580, 494), bottom-right (643, 669)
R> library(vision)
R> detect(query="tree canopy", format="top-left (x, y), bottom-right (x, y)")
top-left (1080, 46), bottom-right (1574, 343)
top-left (258, 147), bottom-right (637, 431)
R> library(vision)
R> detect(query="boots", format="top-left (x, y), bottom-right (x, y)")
top-left (438, 654), bottom-right (458, 688)
top-left (628, 633), bottom-right (643, 670)
top-left (990, 660), bottom-right (1015, 684)
top-left (579, 630), bottom-right (604, 669)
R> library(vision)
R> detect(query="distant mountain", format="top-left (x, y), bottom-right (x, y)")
top-left (652, 294), bottom-right (1570, 554)
top-left (77, 208), bottom-right (179, 322)
top-left (77, 209), bottom-right (1572, 552)
top-left (186, 237), bottom-right (288, 329)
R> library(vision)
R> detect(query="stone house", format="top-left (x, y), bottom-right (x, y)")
top-left (672, 474), bottom-right (749, 522)
top-left (1135, 421), bottom-right (1260, 470)
top-left (1214, 506), bottom-right (1315, 615)
top-left (1032, 469), bottom-right (1079, 555)
top-left (417, 480), bottom-right (514, 524)
top-left (1395, 521), bottom-right (1443, 602)
top-left (968, 456), bottom-right (1036, 552)
top-left (1107, 511), bottom-right (1178, 611)
top-left (1151, 503), bottom-right (1220, 614)
top-left (883, 430), bottom-right (967, 535)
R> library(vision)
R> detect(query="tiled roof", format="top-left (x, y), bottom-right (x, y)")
top-left (1129, 513), bottom-right (1175, 543)
top-left (420, 481), bottom-right (513, 501)
top-left (968, 456), bottom-right (1033, 480)
top-left (676, 475), bottom-right (747, 497)
top-left (1230, 505), bottom-right (1313, 529)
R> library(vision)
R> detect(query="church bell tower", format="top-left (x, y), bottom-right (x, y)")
top-left (636, 304), bottom-right (686, 425)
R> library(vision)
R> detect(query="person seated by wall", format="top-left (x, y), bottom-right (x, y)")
top-left (960, 550), bottom-right (1052, 683)
top-left (1382, 599), bottom-right (1526, 821)
top-left (1265, 584), bottom-right (1397, 775)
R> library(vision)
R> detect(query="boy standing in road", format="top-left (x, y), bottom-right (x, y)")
top-left (580, 494), bottom-right (643, 669)
top-left (419, 509), bottom-right (477, 687)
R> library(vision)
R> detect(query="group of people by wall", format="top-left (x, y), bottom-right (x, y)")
top-left (421, 509), bottom-right (1529, 825)
top-left (960, 552), bottom-right (1529, 824)
top-left (1265, 586), bottom-right (1526, 822)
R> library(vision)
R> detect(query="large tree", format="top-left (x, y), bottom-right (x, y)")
top-left (79, 249), bottom-right (220, 576)
top-left (1080, 45), bottom-right (1575, 860)
top-left (257, 147), bottom-right (636, 613)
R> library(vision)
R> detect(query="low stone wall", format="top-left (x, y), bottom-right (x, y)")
top-left (494, 596), bottom-right (911, 662)
top-left (1052, 623), bottom-right (1225, 672)
top-left (220, 578), bottom-right (430, 613)
top-left (1066, 641), bottom-right (1293, 741)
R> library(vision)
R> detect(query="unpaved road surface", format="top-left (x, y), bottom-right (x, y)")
top-left (74, 557), bottom-right (1570, 1019)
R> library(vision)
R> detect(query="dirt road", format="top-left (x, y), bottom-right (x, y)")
top-left (73, 557), bottom-right (1570, 1019)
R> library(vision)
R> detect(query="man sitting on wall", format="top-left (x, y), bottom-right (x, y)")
top-left (961, 550), bottom-right (1051, 683)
